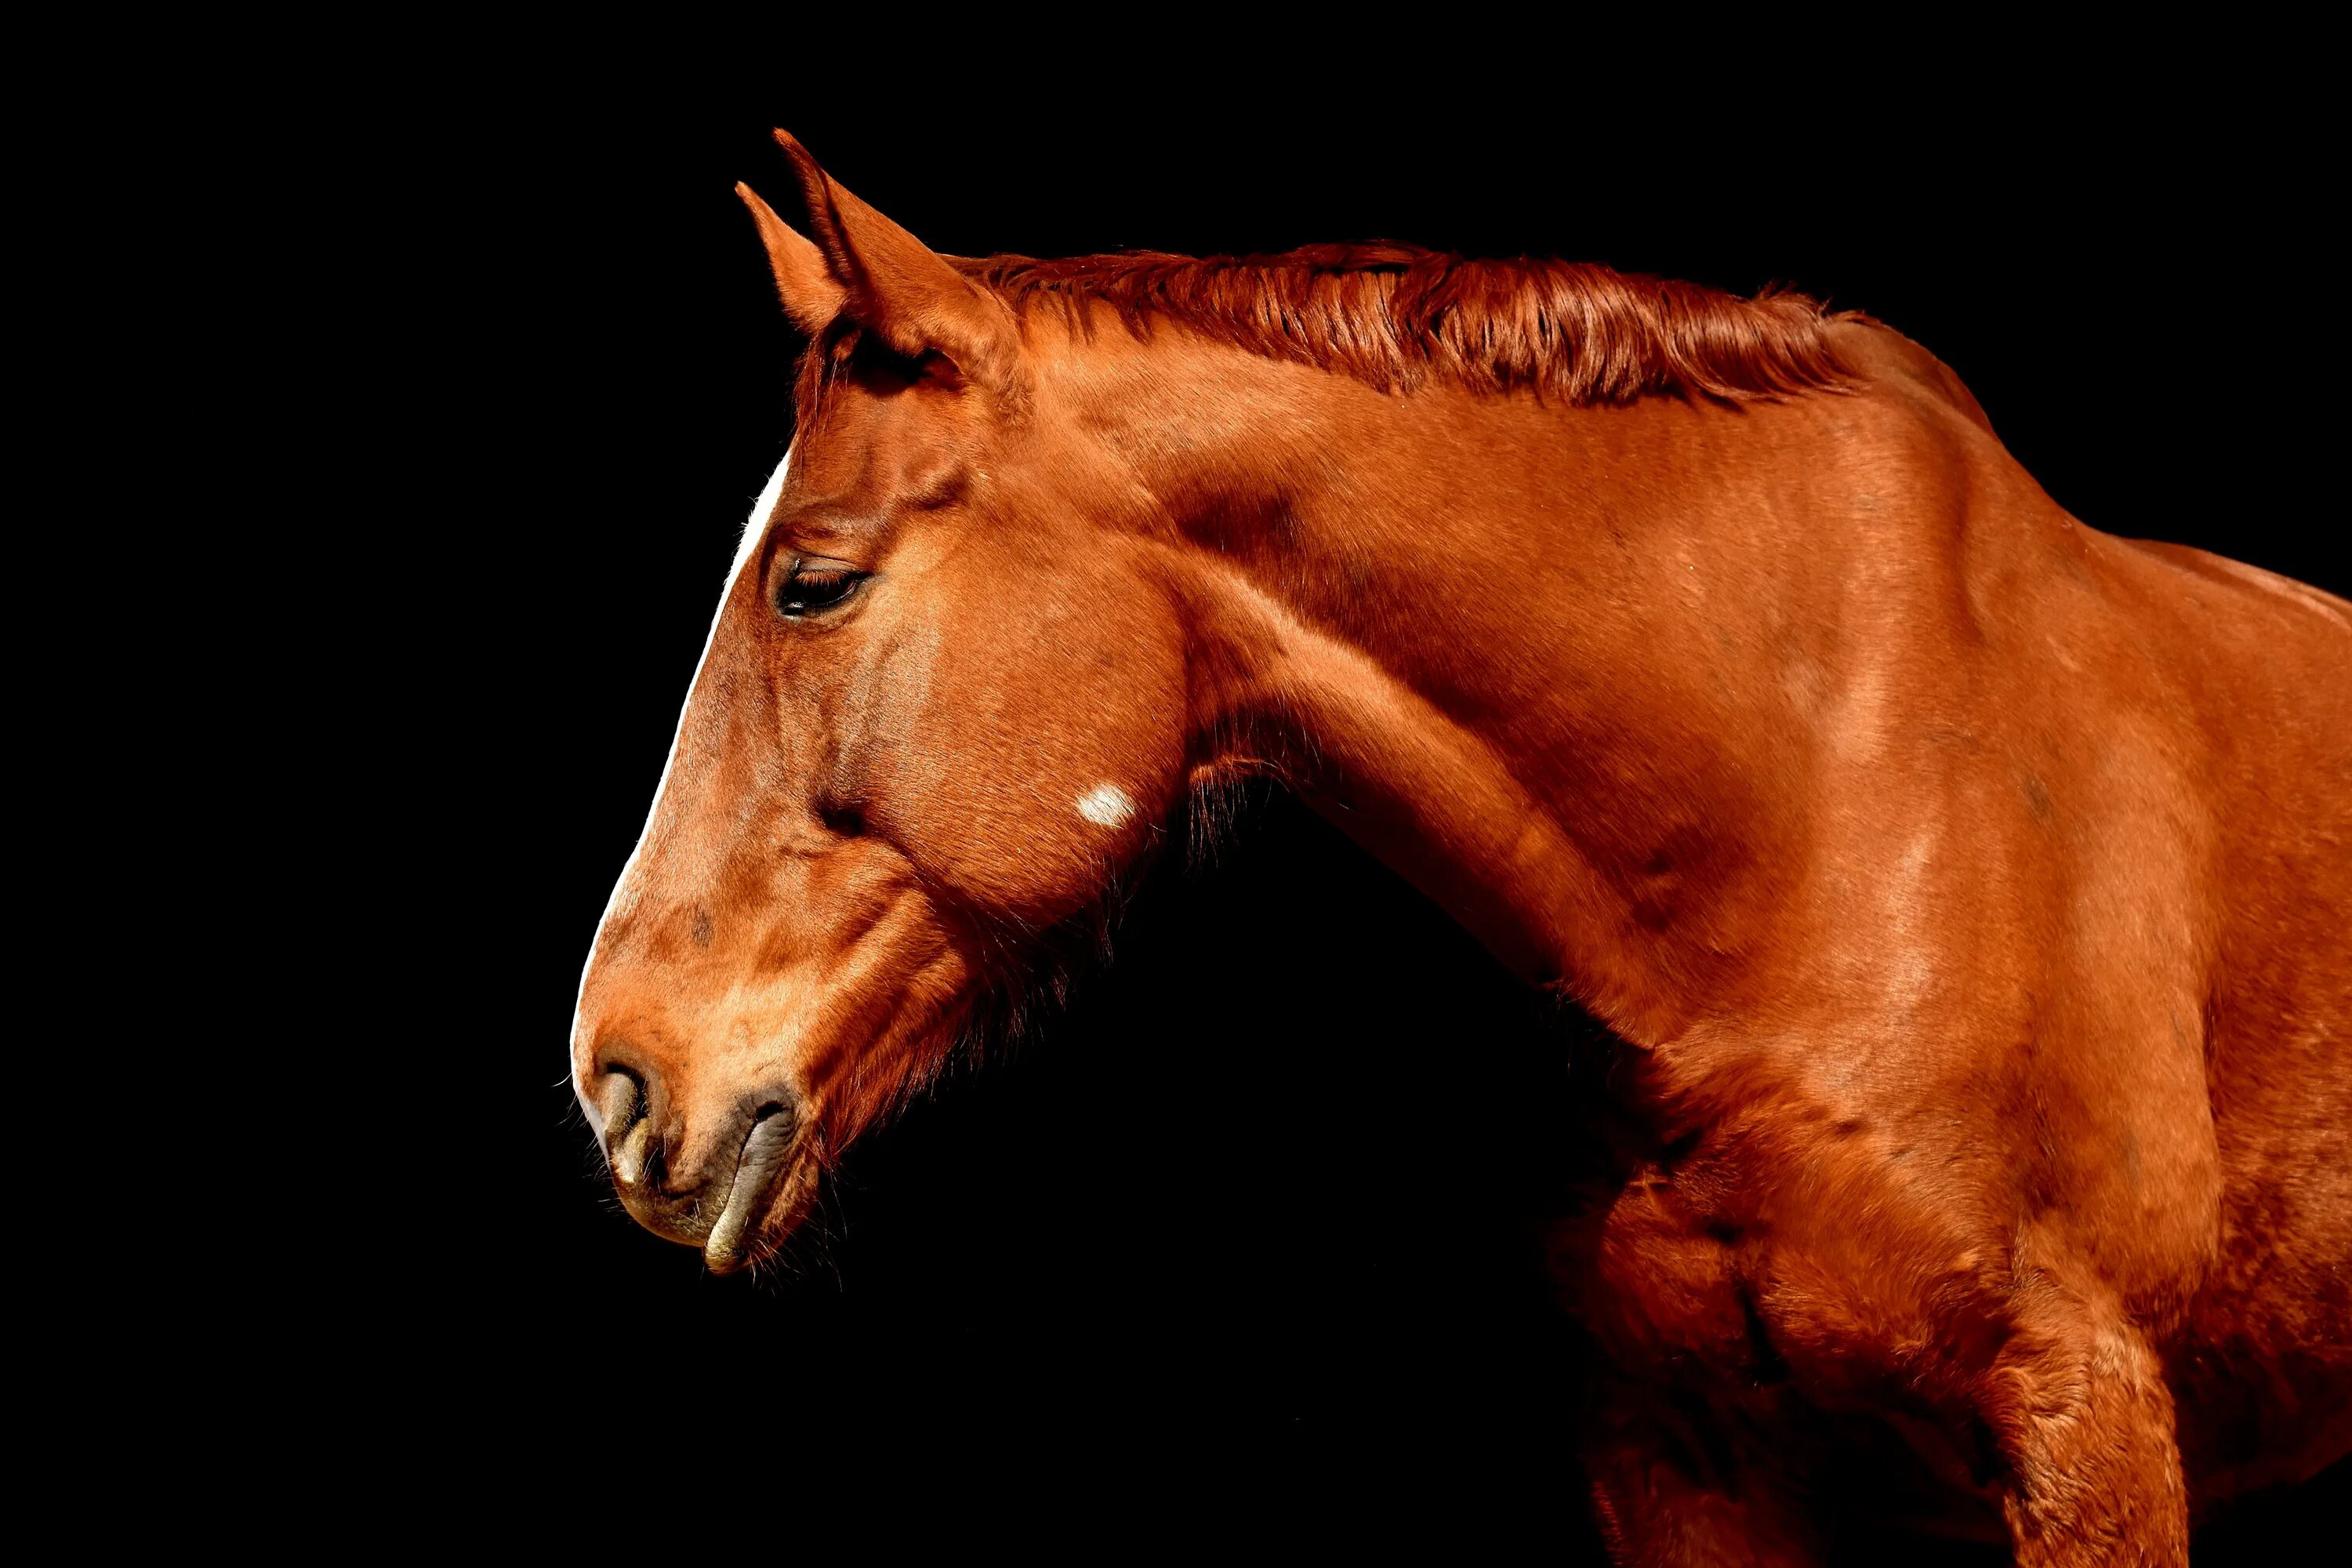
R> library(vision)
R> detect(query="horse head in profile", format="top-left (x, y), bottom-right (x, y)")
top-left (572, 130), bottom-right (2350, 1563)
top-left (570, 136), bottom-right (1203, 1268)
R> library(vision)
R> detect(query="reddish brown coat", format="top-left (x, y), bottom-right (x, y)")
top-left (572, 132), bottom-right (2350, 1564)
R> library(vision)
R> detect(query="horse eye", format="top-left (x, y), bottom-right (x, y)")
top-left (775, 560), bottom-right (867, 619)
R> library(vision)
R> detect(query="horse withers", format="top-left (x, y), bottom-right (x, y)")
top-left (571, 131), bottom-right (2350, 1563)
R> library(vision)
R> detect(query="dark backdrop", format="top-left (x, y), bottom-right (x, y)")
top-left (409, 82), bottom-right (2343, 1548)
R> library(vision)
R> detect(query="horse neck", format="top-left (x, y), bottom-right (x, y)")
top-left (1075, 332), bottom-right (1896, 1044)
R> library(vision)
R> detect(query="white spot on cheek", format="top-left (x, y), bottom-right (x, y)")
top-left (1076, 783), bottom-right (1136, 828)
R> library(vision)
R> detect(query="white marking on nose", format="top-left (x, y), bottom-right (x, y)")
top-left (1076, 783), bottom-right (1135, 828)
top-left (572, 443), bottom-right (797, 1124)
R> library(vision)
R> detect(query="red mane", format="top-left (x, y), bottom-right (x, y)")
top-left (960, 244), bottom-right (1854, 403)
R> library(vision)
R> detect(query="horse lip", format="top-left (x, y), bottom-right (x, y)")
top-left (701, 1108), bottom-right (799, 1273)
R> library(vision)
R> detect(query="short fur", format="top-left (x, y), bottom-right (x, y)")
top-left (572, 132), bottom-right (2352, 1566)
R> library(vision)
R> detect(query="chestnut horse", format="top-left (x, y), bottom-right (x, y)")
top-left (571, 131), bottom-right (2349, 1563)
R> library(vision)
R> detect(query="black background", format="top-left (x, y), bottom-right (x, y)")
top-left (405, 77), bottom-right (2343, 1550)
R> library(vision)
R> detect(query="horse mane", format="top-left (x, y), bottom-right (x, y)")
top-left (956, 243), bottom-right (1856, 404)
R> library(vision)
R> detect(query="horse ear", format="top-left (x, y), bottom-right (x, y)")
top-left (735, 181), bottom-right (845, 336)
top-left (768, 128), bottom-right (1018, 390)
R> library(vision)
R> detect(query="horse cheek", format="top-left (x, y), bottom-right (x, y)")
top-left (876, 597), bottom-right (1184, 922)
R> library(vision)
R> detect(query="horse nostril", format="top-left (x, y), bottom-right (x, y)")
top-left (597, 1069), bottom-right (652, 1188)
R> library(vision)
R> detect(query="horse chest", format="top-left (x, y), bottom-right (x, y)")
top-left (1555, 1166), bottom-right (1786, 1391)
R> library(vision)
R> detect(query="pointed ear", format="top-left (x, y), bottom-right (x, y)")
top-left (769, 129), bottom-right (1018, 392)
top-left (735, 181), bottom-right (845, 336)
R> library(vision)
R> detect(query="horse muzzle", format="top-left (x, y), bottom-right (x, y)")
top-left (591, 1066), bottom-right (807, 1272)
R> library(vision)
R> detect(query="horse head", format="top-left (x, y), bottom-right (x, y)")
top-left (571, 132), bottom-right (1197, 1269)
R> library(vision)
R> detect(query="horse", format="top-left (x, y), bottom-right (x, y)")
top-left (569, 129), bottom-right (2350, 1564)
